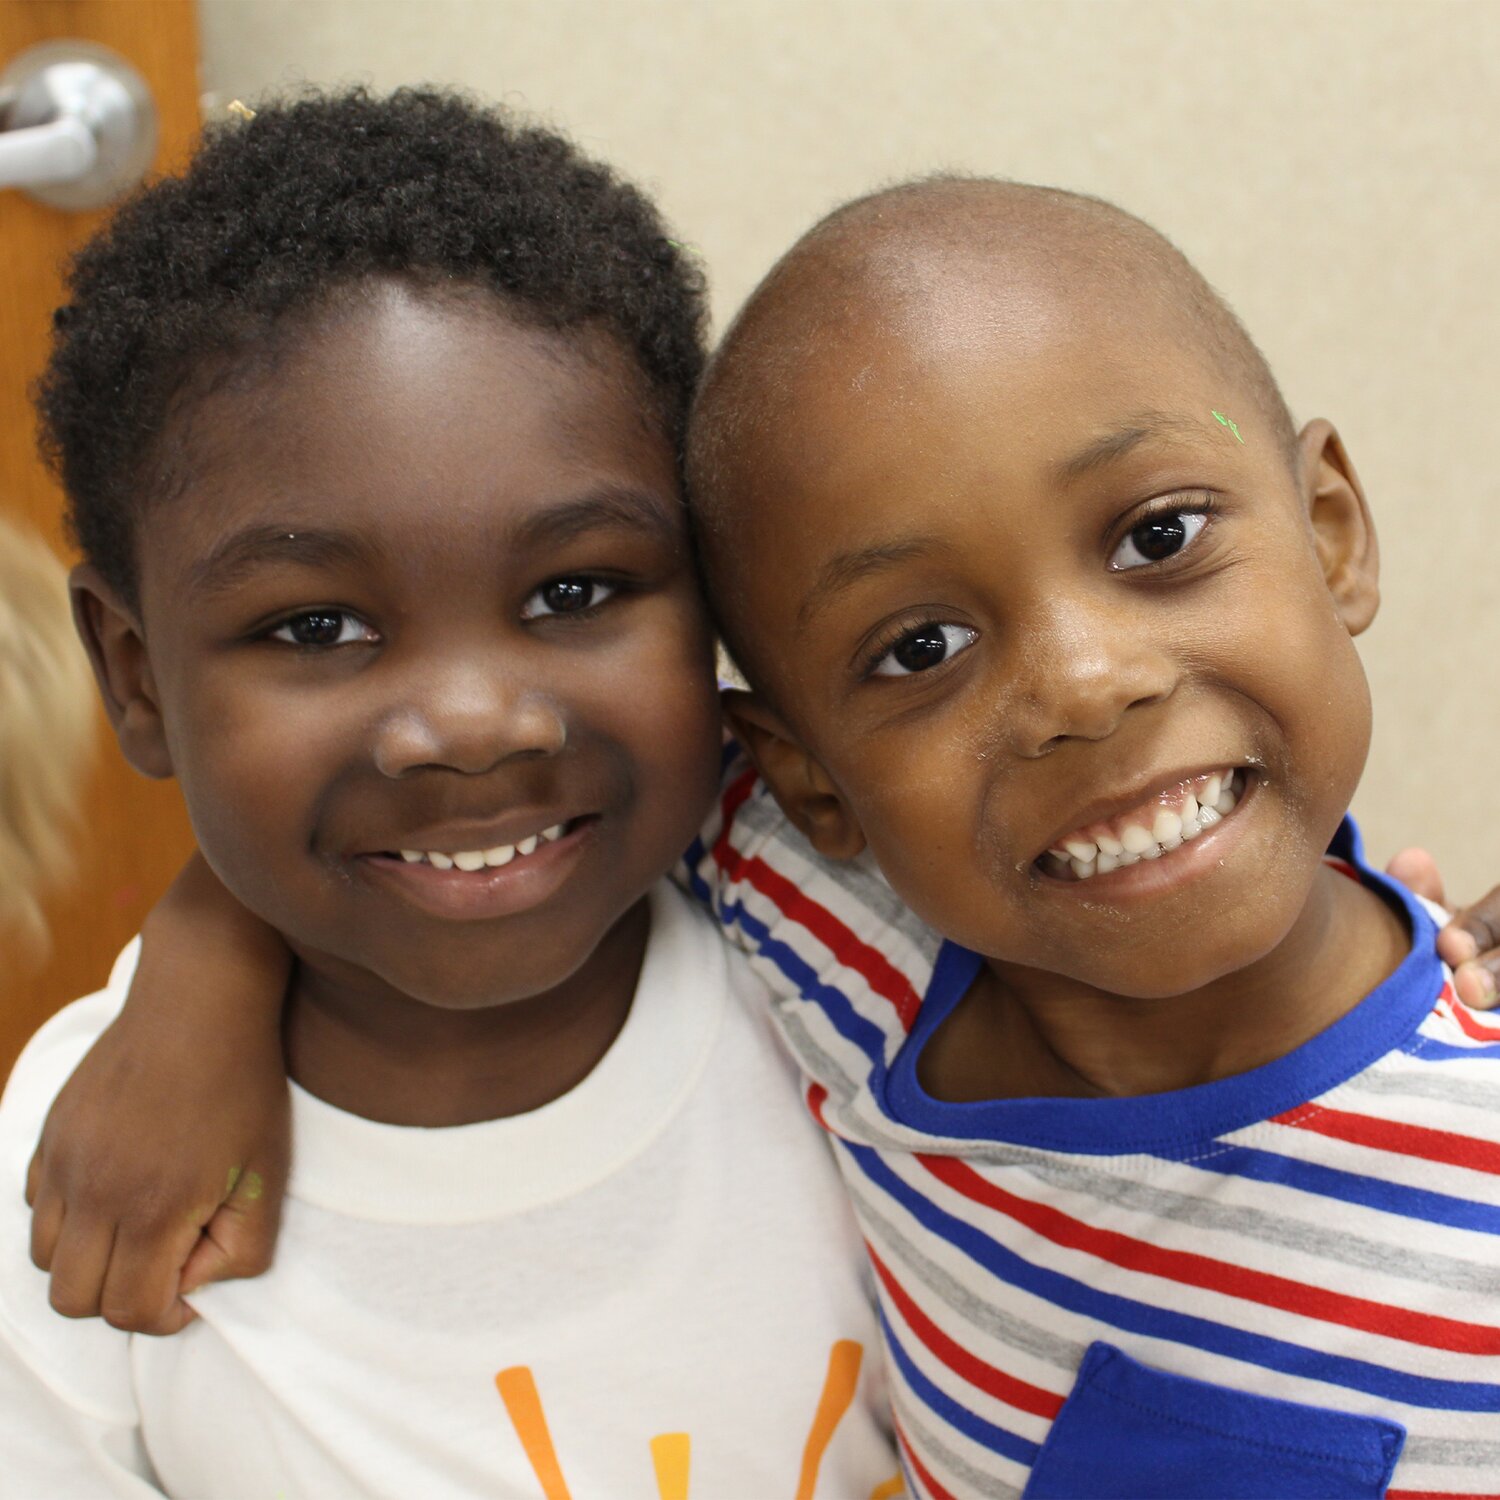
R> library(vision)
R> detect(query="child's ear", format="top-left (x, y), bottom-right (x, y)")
top-left (1296, 418), bottom-right (1379, 637)
top-left (722, 689), bottom-right (866, 860)
top-left (69, 564), bottom-right (174, 780)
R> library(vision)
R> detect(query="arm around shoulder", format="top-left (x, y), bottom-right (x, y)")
top-left (26, 852), bottom-right (294, 1337)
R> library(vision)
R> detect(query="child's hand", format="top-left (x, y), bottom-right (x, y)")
top-left (25, 854), bottom-right (293, 1335)
top-left (1385, 847), bottom-right (1500, 1010)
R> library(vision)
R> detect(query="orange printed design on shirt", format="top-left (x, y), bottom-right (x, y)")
top-left (495, 1341), bottom-right (901, 1498)
top-left (649, 1432), bottom-right (690, 1500)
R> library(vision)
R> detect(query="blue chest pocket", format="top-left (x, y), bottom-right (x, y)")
top-left (1022, 1343), bottom-right (1405, 1499)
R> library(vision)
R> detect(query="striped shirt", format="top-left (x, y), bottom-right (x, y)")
top-left (681, 750), bottom-right (1500, 1500)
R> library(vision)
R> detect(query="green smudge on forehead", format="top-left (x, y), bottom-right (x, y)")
top-left (1211, 409), bottom-right (1244, 443)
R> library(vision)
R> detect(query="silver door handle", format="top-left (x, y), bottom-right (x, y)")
top-left (0, 41), bottom-right (157, 210)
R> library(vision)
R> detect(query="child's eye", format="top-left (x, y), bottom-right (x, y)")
top-left (870, 622), bottom-right (978, 677)
top-left (1110, 510), bottom-right (1209, 570)
top-left (268, 611), bottom-right (378, 647)
top-left (521, 577), bottom-right (619, 618)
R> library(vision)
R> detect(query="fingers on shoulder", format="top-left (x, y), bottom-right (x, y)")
top-left (1447, 892), bottom-right (1500, 1010)
top-left (99, 1222), bottom-right (201, 1334)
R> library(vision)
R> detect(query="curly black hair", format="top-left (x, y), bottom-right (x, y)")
top-left (35, 87), bottom-right (708, 606)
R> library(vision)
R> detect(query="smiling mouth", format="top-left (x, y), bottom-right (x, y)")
top-left (1037, 769), bottom-right (1250, 882)
top-left (376, 816), bottom-right (590, 872)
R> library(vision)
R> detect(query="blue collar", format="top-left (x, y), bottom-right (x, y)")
top-left (883, 817), bottom-right (1443, 1154)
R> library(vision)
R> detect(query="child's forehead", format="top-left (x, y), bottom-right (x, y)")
top-left (691, 181), bottom-right (1299, 576)
top-left (139, 287), bottom-right (685, 589)
top-left (758, 265), bottom-right (1231, 491)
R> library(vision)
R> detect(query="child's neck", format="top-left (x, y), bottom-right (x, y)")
top-left (281, 898), bottom-right (651, 1127)
top-left (920, 863), bottom-right (1410, 1104)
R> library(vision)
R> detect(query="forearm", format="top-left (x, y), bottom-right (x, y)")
top-left (133, 851), bottom-right (291, 1039)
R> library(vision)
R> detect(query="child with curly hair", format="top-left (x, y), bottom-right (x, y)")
top-left (0, 90), bottom-right (897, 1497)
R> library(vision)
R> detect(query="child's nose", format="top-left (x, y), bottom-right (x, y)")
top-left (369, 656), bottom-right (567, 778)
top-left (1003, 602), bottom-right (1176, 757)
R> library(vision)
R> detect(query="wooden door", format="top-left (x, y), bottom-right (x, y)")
top-left (0, 0), bottom-right (201, 1077)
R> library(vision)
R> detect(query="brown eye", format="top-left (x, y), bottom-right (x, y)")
top-left (521, 577), bottom-right (619, 619)
top-left (548, 580), bottom-right (592, 612)
top-left (1132, 517), bottom-right (1186, 560)
top-left (894, 629), bottom-right (949, 671)
top-left (1110, 511), bottom-right (1208, 570)
top-left (270, 611), bottom-right (374, 647)
top-left (871, 622), bottom-right (977, 678)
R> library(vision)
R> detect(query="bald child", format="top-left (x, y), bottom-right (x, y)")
top-left (683, 179), bottom-right (1500, 1498)
top-left (23, 178), bottom-right (1500, 1500)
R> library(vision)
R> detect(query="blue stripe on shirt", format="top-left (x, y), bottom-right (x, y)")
top-left (715, 895), bottom-right (892, 1072)
top-left (1404, 1035), bottom-right (1500, 1064)
top-left (1158, 1141), bottom-right (1500, 1237)
top-left (848, 1142), bottom-right (1500, 1413)
top-left (878, 1302), bottom-right (1042, 1467)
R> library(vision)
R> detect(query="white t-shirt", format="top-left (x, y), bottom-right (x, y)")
top-left (0, 882), bottom-right (899, 1499)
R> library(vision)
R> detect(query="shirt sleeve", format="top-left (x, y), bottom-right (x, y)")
top-left (671, 741), bottom-right (952, 1153)
top-left (0, 977), bottom-right (165, 1496)
top-left (676, 740), bottom-right (942, 987)
top-left (0, 1319), bottom-right (164, 1495)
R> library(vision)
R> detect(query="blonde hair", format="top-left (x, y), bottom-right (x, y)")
top-left (0, 517), bottom-right (95, 965)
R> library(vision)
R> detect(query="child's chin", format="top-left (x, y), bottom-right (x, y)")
top-left (382, 964), bottom-right (571, 1011)
top-left (1085, 953), bottom-right (1253, 1002)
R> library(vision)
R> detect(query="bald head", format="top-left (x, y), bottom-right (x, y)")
top-left (690, 178), bottom-right (1295, 556)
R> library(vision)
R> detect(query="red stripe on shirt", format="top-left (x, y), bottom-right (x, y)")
top-left (920, 1155), bottom-right (1500, 1355)
top-left (869, 1245), bottom-right (1065, 1422)
top-left (807, 1083), bottom-right (830, 1129)
top-left (1273, 1104), bottom-right (1500, 1177)
top-left (892, 1412), bottom-right (958, 1500)
top-left (711, 786), bottom-right (923, 1031)
top-left (1387, 1491), bottom-right (1500, 1499)
top-left (1441, 990), bottom-right (1500, 1044)
top-left (713, 767), bottom-right (761, 847)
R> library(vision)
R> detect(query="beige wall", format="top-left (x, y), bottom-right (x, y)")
top-left (200, 0), bottom-right (1499, 896)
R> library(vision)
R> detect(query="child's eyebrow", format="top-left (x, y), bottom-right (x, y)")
top-left (188, 525), bottom-right (375, 596)
top-left (797, 536), bottom-right (947, 629)
top-left (508, 485), bottom-right (682, 552)
top-left (1056, 412), bottom-right (1216, 483)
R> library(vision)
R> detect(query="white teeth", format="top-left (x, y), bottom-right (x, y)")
top-left (1179, 794), bottom-right (1200, 837)
top-left (411, 826), bottom-right (564, 872)
top-left (1152, 809), bottom-right (1182, 846)
top-left (1049, 770), bottom-right (1247, 881)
